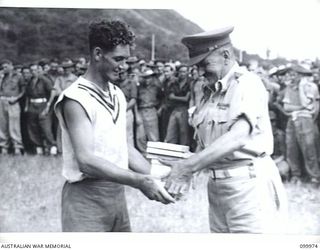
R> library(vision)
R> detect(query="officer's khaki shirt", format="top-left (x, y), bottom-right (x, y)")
top-left (191, 63), bottom-right (273, 169)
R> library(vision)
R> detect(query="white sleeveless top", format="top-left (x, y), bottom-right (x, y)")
top-left (55, 76), bottom-right (128, 183)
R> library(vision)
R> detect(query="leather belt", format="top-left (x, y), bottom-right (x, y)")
top-left (30, 98), bottom-right (47, 103)
top-left (211, 164), bottom-right (256, 180)
top-left (139, 106), bottom-right (156, 109)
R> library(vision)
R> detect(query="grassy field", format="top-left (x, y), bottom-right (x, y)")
top-left (0, 155), bottom-right (320, 234)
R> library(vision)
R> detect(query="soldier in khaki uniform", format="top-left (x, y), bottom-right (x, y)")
top-left (163, 26), bottom-right (287, 233)
top-left (0, 60), bottom-right (25, 154)
top-left (283, 65), bottom-right (320, 183)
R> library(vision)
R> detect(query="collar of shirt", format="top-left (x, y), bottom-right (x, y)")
top-left (79, 76), bottom-right (114, 101)
top-left (217, 62), bottom-right (241, 93)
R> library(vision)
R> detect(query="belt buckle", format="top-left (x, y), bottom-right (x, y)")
top-left (211, 169), bottom-right (231, 180)
top-left (248, 164), bottom-right (256, 178)
top-left (222, 170), bottom-right (231, 178)
top-left (211, 169), bottom-right (216, 180)
top-left (212, 165), bottom-right (256, 180)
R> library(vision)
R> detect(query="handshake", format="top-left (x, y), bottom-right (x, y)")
top-left (138, 158), bottom-right (194, 205)
top-left (138, 142), bottom-right (195, 205)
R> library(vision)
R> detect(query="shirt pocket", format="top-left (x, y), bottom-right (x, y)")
top-left (216, 105), bottom-right (230, 135)
top-left (194, 113), bottom-right (217, 148)
top-left (217, 108), bottom-right (228, 124)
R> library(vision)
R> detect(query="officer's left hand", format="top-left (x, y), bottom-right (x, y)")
top-left (159, 159), bottom-right (193, 200)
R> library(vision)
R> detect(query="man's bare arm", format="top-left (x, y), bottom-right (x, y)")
top-left (283, 103), bottom-right (303, 112)
top-left (128, 143), bottom-right (150, 174)
top-left (126, 98), bottom-right (136, 111)
top-left (168, 92), bottom-right (190, 103)
top-left (62, 98), bottom-right (174, 204)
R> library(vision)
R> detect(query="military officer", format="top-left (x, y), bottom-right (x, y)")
top-left (163, 26), bottom-right (287, 233)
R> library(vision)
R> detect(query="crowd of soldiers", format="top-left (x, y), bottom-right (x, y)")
top-left (1, 56), bottom-right (320, 184)
top-left (0, 58), bottom-right (86, 155)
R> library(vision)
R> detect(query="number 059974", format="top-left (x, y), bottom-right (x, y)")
top-left (300, 244), bottom-right (318, 248)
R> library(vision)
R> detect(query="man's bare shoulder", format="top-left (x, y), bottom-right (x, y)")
top-left (61, 97), bottom-right (92, 126)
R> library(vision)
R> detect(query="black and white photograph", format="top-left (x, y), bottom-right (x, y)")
top-left (0, 0), bottom-right (320, 247)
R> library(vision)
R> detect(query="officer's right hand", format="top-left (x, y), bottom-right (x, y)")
top-left (138, 176), bottom-right (175, 204)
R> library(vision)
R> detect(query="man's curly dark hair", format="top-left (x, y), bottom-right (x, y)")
top-left (88, 19), bottom-right (135, 52)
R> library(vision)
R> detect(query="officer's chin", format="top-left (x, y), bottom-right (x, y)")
top-left (203, 72), bottom-right (218, 82)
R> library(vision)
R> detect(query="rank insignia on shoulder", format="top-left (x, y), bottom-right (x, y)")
top-left (217, 103), bottom-right (230, 109)
top-left (234, 71), bottom-right (243, 79)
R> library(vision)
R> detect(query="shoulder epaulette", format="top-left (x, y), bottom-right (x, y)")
top-left (234, 71), bottom-right (243, 80)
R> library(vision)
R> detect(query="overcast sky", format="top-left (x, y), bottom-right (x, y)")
top-left (175, 0), bottom-right (320, 61)
top-left (1, 0), bottom-right (320, 61)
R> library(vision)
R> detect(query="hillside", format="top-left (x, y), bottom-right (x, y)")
top-left (0, 7), bottom-right (203, 64)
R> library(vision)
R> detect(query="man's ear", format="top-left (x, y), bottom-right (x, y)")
top-left (223, 50), bottom-right (231, 65)
top-left (93, 47), bottom-right (103, 62)
top-left (223, 50), bottom-right (231, 59)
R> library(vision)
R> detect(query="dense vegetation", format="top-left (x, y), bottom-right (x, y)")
top-left (0, 7), bottom-right (203, 64)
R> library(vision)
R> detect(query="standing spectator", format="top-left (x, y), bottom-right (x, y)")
top-left (158, 64), bottom-right (176, 141)
top-left (45, 59), bottom-right (77, 112)
top-left (138, 60), bottom-right (147, 73)
top-left (189, 67), bottom-right (207, 152)
top-left (25, 63), bottom-right (57, 155)
top-left (270, 111), bottom-right (290, 181)
top-left (118, 70), bottom-right (138, 146)
top-left (283, 65), bottom-right (320, 183)
top-left (44, 59), bottom-right (78, 154)
top-left (57, 64), bottom-right (64, 77)
top-left (272, 68), bottom-right (291, 131)
top-left (22, 65), bottom-right (32, 83)
top-left (0, 60), bottom-right (25, 155)
top-left (47, 60), bottom-right (60, 83)
top-left (136, 69), bottom-right (161, 150)
top-left (126, 56), bottom-right (140, 83)
top-left (126, 57), bottom-right (139, 70)
top-left (20, 65), bottom-right (34, 153)
top-left (258, 69), bottom-right (280, 109)
top-left (14, 64), bottom-right (23, 75)
top-left (46, 60), bottom-right (60, 151)
top-left (189, 67), bottom-right (206, 109)
top-left (154, 60), bottom-right (165, 84)
top-left (165, 64), bottom-right (191, 146)
top-left (41, 60), bottom-right (51, 76)
top-left (75, 57), bottom-right (87, 76)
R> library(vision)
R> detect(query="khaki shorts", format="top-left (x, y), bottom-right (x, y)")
top-left (208, 156), bottom-right (288, 233)
top-left (61, 178), bottom-right (131, 232)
